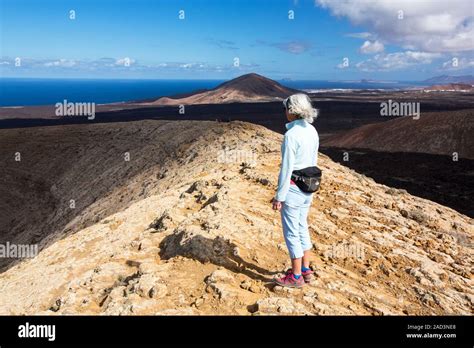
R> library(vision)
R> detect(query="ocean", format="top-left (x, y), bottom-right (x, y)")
top-left (0, 78), bottom-right (423, 107)
top-left (0, 78), bottom-right (226, 107)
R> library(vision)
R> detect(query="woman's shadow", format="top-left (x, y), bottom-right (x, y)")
top-left (159, 231), bottom-right (280, 284)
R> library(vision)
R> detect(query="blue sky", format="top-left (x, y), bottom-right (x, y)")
top-left (1, 0), bottom-right (473, 80)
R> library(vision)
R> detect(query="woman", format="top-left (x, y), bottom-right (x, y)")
top-left (272, 93), bottom-right (319, 288)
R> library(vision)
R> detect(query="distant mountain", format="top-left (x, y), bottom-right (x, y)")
top-left (150, 73), bottom-right (300, 105)
top-left (423, 75), bottom-right (474, 85)
top-left (424, 83), bottom-right (474, 91)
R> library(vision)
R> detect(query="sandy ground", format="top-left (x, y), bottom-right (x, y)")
top-left (0, 120), bottom-right (472, 315)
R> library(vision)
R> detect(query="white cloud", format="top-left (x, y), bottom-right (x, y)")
top-left (281, 41), bottom-right (312, 54)
top-left (441, 57), bottom-right (474, 70)
top-left (316, 0), bottom-right (474, 53)
top-left (0, 56), bottom-right (260, 75)
top-left (256, 40), bottom-right (312, 54)
top-left (356, 51), bottom-right (441, 71)
top-left (44, 59), bottom-right (77, 67)
top-left (359, 40), bottom-right (385, 54)
top-left (345, 32), bottom-right (373, 39)
top-left (115, 57), bottom-right (135, 66)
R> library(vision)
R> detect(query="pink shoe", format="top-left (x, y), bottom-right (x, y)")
top-left (274, 272), bottom-right (304, 288)
top-left (286, 268), bottom-right (314, 283)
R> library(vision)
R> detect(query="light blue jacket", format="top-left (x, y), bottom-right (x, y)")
top-left (275, 119), bottom-right (319, 202)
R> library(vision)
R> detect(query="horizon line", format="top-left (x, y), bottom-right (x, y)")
top-left (0, 76), bottom-right (426, 83)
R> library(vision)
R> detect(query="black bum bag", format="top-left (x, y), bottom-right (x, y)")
top-left (291, 166), bottom-right (322, 193)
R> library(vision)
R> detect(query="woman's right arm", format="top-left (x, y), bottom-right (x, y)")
top-left (275, 134), bottom-right (296, 202)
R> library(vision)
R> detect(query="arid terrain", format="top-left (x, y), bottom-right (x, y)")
top-left (0, 73), bottom-right (472, 315)
top-left (322, 109), bottom-right (474, 217)
top-left (423, 83), bottom-right (474, 91)
top-left (324, 110), bottom-right (474, 159)
top-left (321, 148), bottom-right (474, 218)
top-left (1, 74), bottom-right (473, 140)
top-left (0, 120), bottom-right (472, 315)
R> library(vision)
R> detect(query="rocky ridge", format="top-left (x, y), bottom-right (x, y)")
top-left (0, 120), bottom-right (472, 315)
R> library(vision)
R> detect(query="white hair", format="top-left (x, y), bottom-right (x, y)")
top-left (283, 93), bottom-right (318, 123)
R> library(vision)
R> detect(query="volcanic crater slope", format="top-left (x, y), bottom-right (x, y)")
top-left (0, 120), bottom-right (472, 315)
top-left (324, 110), bottom-right (474, 159)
